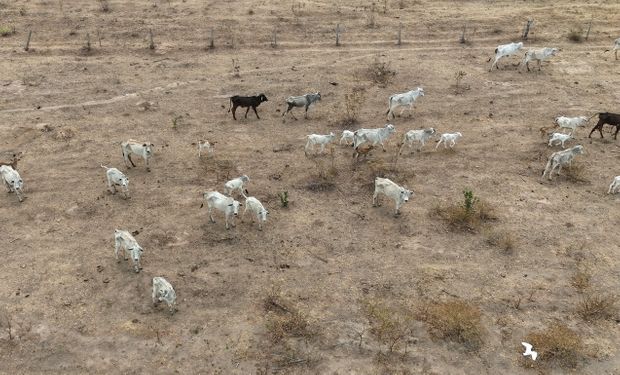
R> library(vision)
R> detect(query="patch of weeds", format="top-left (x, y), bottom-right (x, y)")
top-left (264, 289), bottom-right (315, 343)
top-left (419, 300), bottom-right (484, 351)
top-left (570, 270), bottom-right (591, 293)
top-left (335, 86), bottom-right (366, 127)
top-left (278, 191), bottom-right (289, 207)
top-left (362, 299), bottom-right (413, 353)
top-left (305, 150), bottom-right (337, 192)
top-left (0, 25), bottom-right (15, 37)
top-left (577, 293), bottom-right (617, 322)
top-left (564, 163), bottom-right (588, 183)
top-left (525, 323), bottom-right (585, 369)
top-left (567, 28), bottom-right (583, 42)
top-left (430, 189), bottom-right (496, 232)
top-left (485, 229), bottom-right (516, 254)
top-left (365, 56), bottom-right (396, 87)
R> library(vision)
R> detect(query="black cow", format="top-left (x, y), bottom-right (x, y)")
top-left (227, 94), bottom-right (268, 120)
top-left (588, 112), bottom-right (620, 139)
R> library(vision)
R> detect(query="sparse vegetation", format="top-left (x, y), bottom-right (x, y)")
top-left (454, 70), bottom-right (467, 94)
top-left (577, 293), bottom-right (617, 322)
top-left (99, 0), bottom-right (109, 12)
top-left (564, 163), bottom-right (588, 183)
top-left (419, 300), bottom-right (484, 351)
top-left (568, 27), bottom-right (584, 42)
top-left (0, 25), bottom-right (14, 37)
top-left (335, 86), bottom-right (366, 127)
top-left (431, 189), bottom-right (495, 231)
top-left (365, 56), bottom-right (396, 87)
top-left (278, 191), bottom-right (289, 207)
top-left (306, 149), bottom-right (337, 192)
top-left (264, 289), bottom-right (315, 343)
top-left (526, 323), bottom-right (585, 368)
top-left (485, 229), bottom-right (515, 254)
top-left (570, 270), bottom-right (591, 292)
top-left (362, 299), bottom-right (413, 353)
top-left (231, 58), bottom-right (240, 77)
top-left (171, 115), bottom-right (183, 130)
top-left (366, 2), bottom-right (378, 29)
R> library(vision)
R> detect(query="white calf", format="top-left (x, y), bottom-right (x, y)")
top-left (121, 139), bottom-right (154, 171)
top-left (305, 132), bottom-right (336, 155)
top-left (224, 175), bottom-right (250, 198)
top-left (353, 124), bottom-right (396, 151)
top-left (373, 177), bottom-right (413, 216)
top-left (436, 132), bottom-right (463, 149)
top-left (101, 165), bottom-right (129, 198)
top-left (386, 88), bottom-right (424, 120)
top-left (198, 140), bottom-right (215, 158)
top-left (554, 116), bottom-right (588, 135)
top-left (547, 133), bottom-right (573, 148)
top-left (152, 277), bottom-right (177, 314)
top-left (523, 47), bottom-right (559, 71)
top-left (242, 196), bottom-right (269, 230)
top-left (399, 127), bottom-right (436, 154)
top-left (114, 229), bottom-right (143, 273)
top-left (0, 165), bottom-right (24, 202)
top-left (202, 191), bottom-right (242, 230)
top-left (542, 145), bottom-right (584, 180)
top-left (340, 130), bottom-right (355, 145)
top-left (608, 176), bottom-right (620, 194)
top-left (489, 42), bottom-right (523, 71)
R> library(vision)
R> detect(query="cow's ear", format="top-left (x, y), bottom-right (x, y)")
top-left (228, 203), bottom-right (233, 206)
top-left (142, 143), bottom-right (147, 147)
top-left (151, 143), bottom-right (155, 147)
top-left (238, 203), bottom-right (243, 206)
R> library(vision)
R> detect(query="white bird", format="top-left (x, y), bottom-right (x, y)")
top-left (522, 342), bottom-right (538, 360)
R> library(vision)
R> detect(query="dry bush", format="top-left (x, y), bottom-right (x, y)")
top-left (577, 293), bottom-right (617, 322)
top-left (430, 190), bottom-right (496, 232)
top-left (334, 86), bottom-right (366, 127)
top-left (564, 163), bottom-right (588, 183)
top-left (365, 56), bottom-right (396, 87)
top-left (419, 300), bottom-right (484, 351)
top-left (263, 289), bottom-right (315, 343)
top-left (99, 0), bottom-right (110, 12)
top-left (0, 25), bottom-right (14, 37)
top-left (485, 229), bottom-right (516, 254)
top-left (570, 270), bottom-right (591, 293)
top-left (567, 27), bottom-right (583, 42)
top-left (367, 158), bottom-right (415, 181)
top-left (305, 149), bottom-right (337, 192)
top-left (525, 323), bottom-right (585, 368)
top-left (362, 299), bottom-right (413, 353)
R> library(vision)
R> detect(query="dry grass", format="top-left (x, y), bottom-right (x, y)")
top-left (484, 229), bottom-right (516, 254)
top-left (564, 163), bottom-right (589, 183)
top-left (305, 151), bottom-right (337, 192)
top-left (419, 300), bottom-right (484, 351)
top-left (364, 56), bottom-right (396, 87)
top-left (570, 270), bottom-right (591, 293)
top-left (264, 289), bottom-right (315, 343)
top-left (362, 299), bottom-right (413, 353)
top-left (430, 190), bottom-right (496, 232)
top-left (567, 28), bottom-right (584, 42)
top-left (0, 25), bottom-right (14, 37)
top-left (334, 86), bottom-right (366, 127)
top-left (525, 323), bottom-right (585, 368)
top-left (577, 293), bottom-right (617, 322)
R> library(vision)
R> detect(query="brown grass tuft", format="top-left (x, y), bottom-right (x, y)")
top-left (567, 28), bottom-right (583, 42)
top-left (362, 299), bottom-right (413, 353)
top-left (431, 190), bottom-right (496, 232)
top-left (365, 56), bottom-right (396, 87)
top-left (419, 300), bottom-right (484, 351)
top-left (570, 270), bottom-right (591, 293)
top-left (577, 293), bottom-right (617, 322)
top-left (264, 289), bottom-right (315, 343)
top-left (334, 86), bottom-right (366, 127)
top-left (485, 229), bottom-right (516, 254)
top-left (525, 323), bottom-right (585, 368)
top-left (564, 163), bottom-right (588, 183)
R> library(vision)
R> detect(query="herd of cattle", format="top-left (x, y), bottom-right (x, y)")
top-left (1, 37), bottom-right (619, 315)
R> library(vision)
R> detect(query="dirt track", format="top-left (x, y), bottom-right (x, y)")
top-left (0, 1), bottom-right (619, 374)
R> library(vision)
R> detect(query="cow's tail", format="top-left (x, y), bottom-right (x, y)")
top-left (587, 112), bottom-right (599, 121)
top-left (227, 97), bottom-right (232, 113)
top-left (101, 164), bottom-right (109, 170)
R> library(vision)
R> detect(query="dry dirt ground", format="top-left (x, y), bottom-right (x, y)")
top-left (0, 0), bottom-right (619, 374)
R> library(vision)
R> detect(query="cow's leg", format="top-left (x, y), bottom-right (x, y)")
top-left (319, 143), bottom-right (326, 154)
top-left (435, 139), bottom-right (442, 149)
top-left (208, 207), bottom-right (215, 223)
top-left (304, 105), bottom-right (309, 119)
top-left (145, 155), bottom-right (150, 172)
top-left (231, 105), bottom-right (238, 120)
top-left (597, 120), bottom-right (605, 138)
top-left (111, 184), bottom-right (117, 194)
top-left (252, 106), bottom-right (260, 119)
top-left (127, 154), bottom-right (136, 168)
top-left (152, 285), bottom-right (158, 305)
top-left (373, 190), bottom-right (379, 207)
top-left (394, 201), bottom-right (401, 217)
top-left (612, 125), bottom-right (620, 140)
top-left (380, 141), bottom-right (386, 152)
top-left (538, 59), bottom-right (542, 71)
top-left (244, 106), bottom-right (251, 118)
top-left (588, 123), bottom-right (599, 138)
top-left (115, 239), bottom-right (121, 261)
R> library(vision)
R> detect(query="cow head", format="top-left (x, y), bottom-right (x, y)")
top-left (516, 42), bottom-right (524, 49)
top-left (549, 48), bottom-right (559, 56)
top-left (130, 246), bottom-right (143, 272)
top-left (400, 188), bottom-right (414, 203)
top-left (572, 145), bottom-right (584, 155)
top-left (385, 124), bottom-right (396, 133)
top-left (315, 92), bottom-right (321, 100)
top-left (426, 128), bottom-right (436, 135)
top-left (258, 94), bottom-right (268, 102)
top-left (416, 87), bottom-right (425, 96)
top-left (228, 200), bottom-right (241, 216)
top-left (240, 175), bottom-right (250, 183)
top-left (259, 208), bottom-right (269, 222)
top-left (456, 132), bottom-right (463, 139)
top-left (142, 143), bottom-right (154, 156)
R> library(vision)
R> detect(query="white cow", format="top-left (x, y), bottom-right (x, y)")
top-left (114, 229), bottom-right (143, 273)
top-left (353, 124), bottom-right (396, 151)
top-left (386, 88), bottom-right (424, 120)
top-left (0, 165), bottom-right (24, 202)
top-left (242, 196), bottom-right (269, 230)
top-left (305, 132), bottom-right (336, 155)
top-left (152, 277), bottom-right (177, 314)
top-left (373, 177), bottom-right (413, 216)
top-left (340, 130), bottom-right (355, 145)
top-left (399, 127), bottom-right (436, 154)
top-left (548, 133), bottom-right (573, 148)
top-left (224, 175), bottom-right (250, 198)
top-left (198, 140), bottom-right (215, 158)
top-left (101, 165), bottom-right (129, 198)
top-left (613, 38), bottom-right (620, 60)
top-left (608, 176), bottom-right (620, 194)
top-left (542, 145), bottom-right (584, 180)
top-left (282, 92), bottom-right (321, 119)
top-left (435, 132), bottom-right (463, 149)
top-left (554, 116), bottom-right (588, 135)
top-left (489, 42), bottom-right (523, 71)
top-left (202, 191), bottom-right (242, 229)
top-left (121, 139), bottom-right (154, 171)
top-left (523, 47), bottom-right (559, 71)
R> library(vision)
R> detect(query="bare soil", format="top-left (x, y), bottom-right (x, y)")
top-left (0, 0), bottom-right (619, 374)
